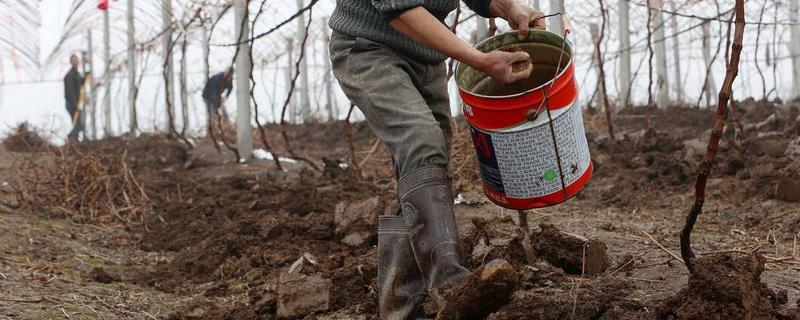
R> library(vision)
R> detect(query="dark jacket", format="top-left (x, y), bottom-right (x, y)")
top-left (64, 67), bottom-right (83, 105)
top-left (202, 72), bottom-right (233, 102)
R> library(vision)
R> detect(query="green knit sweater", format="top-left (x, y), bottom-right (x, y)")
top-left (329, 0), bottom-right (495, 64)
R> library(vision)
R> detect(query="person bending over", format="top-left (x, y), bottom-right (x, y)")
top-left (328, 0), bottom-right (544, 318)
top-left (202, 67), bottom-right (234, 125)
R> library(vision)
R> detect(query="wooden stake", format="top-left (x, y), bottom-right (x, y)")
top-left (518, 210), bottom-right (535, 265)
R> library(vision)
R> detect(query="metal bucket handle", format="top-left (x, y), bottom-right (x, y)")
top-left (528, 12), bottom-right (573, 121)
top-left (535, 12), bottom-right (575, 202)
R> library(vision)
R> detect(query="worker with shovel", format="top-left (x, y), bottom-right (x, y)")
top-left (329, 0), bottom-right (543, 318)
top-left (63, 54), bottom-right (86, 141)
top-left (202, 67), bottom-right (234, 129)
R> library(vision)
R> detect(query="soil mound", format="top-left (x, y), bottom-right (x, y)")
top-left (132, 165), bottom-right (382, 318)
top-left (658, 254), bottom-right (797, 320)
top-left (76, 133), bottom-right (188, 172)
top-left (6, 101), bottom-right (798, 319)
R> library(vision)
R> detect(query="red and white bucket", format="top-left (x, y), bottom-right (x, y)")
top-left (455, 30), bottom-right (592, 210)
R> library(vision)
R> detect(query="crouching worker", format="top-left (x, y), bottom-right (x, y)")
top-left (202, 67), bottom-right (234, 129)
top-left (328, 0), bottom-right (544, 318)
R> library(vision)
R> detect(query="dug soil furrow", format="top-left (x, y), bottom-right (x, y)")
top-left (2, 103), bottom-right (799, 319)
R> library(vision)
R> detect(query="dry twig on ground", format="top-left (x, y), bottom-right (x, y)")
top-left (1, 123), bottom-right (53, 153)
top-left (11, 147), bottom-right (151, 225)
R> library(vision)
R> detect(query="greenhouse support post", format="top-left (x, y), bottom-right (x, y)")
top-left (549, 0), bottom-right (564, 39)
top-left (670, 1), bottom-right (683, 102)
top-left (617, 0), bottom-right (631, 108)
top-left (791, 0), bottom-right (800, 99)
top-left (162, 0), bottom-right (175, 130)
top-left (103, 8), bottom-right (112, 137)
top-left (235, 0), bottom-right (253, 161)
top-left (87, 29), bottom-right (97, 140)
top-left (297, 0), bottom-right (311, 122)
top-left (127, 0), bottom-right (137, 134)
top-left (702, 21), bottom-right (717, 107)
top-left (653, 0), bottom-right (669, 107)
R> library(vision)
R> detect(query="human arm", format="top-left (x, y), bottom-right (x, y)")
top-left (389, 7), bottom-right (531, 84)
top-left (224, 81), bottom-right (233, 98)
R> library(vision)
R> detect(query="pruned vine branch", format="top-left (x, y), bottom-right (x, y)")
top-left (680, 0), bottom-right (745, 273)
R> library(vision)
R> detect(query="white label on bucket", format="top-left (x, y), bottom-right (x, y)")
top-left (478, 101), bottom-right (590, 199)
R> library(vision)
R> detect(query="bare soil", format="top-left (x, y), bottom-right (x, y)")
top-left (1, 100), bottom-right (799, 319)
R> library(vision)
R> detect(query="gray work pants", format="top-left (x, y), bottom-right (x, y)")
top-left (329, 32), bottom-right (453, 179)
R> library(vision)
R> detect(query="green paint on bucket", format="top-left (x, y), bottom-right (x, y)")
top-left (543, 170), bottom-right (557, 182)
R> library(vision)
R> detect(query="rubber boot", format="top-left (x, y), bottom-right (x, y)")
top-left (378, 215), bottom-right (427, 320)
top-left (396, 167), bottom-right (470, 303)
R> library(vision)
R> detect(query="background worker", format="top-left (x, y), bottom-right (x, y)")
top-left (63, 54), bottom-right (84, 141)
top-left (329, 0), bottom-right (544, 318)
top-left (202, 67), bottom-right (234, 125)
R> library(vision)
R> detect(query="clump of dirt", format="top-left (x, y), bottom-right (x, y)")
top-left (437, 259), bottom-right (519, 320)
top-left (473, 43), bottom-right (564, 96)
top-left (462, 216), bottom-right (528, 269)
top-left (657, 253), bottom-right (794, 319)
top-left (774, 160), bottom-right (800, 202)
top-left (165, 298), bottom-right (248, 320)
top-left (2, 122), bottom-right (53, 152)
top-left (530, 224), bottom-right (610, 275)
top-left (90, 267), bottom-right (119, 284)
top-left (499, 46), bottom-right (533, 74)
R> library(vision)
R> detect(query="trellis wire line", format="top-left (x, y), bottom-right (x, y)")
top-left (626, 0), bottom-right (800, 26)
top-left (211, 0), bottom-right (321, 47)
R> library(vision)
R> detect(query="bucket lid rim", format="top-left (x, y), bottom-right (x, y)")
top-left (455, 30), bottom-right (574, 99)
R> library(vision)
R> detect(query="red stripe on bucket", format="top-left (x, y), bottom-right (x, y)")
top-left (460, 63), bottom-right (577, 130)
top-left (482, 162), bottom-right (593, 209)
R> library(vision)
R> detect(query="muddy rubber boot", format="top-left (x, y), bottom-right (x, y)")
top-left (378, 216), bottom-right (427, 320)
top-left (397, 167), bottom-right (469, 296)
top-left (398, 167), bottom-right (517, 318)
